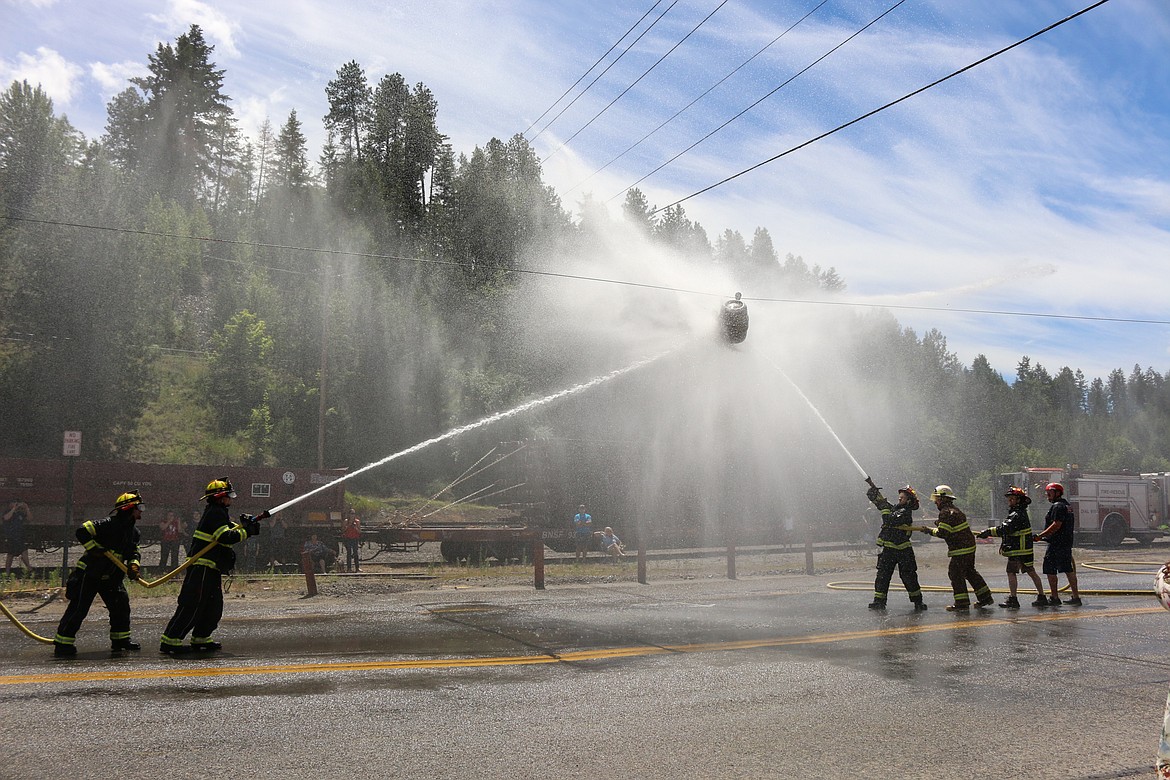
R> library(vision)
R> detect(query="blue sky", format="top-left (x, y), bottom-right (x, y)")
top-left (3, 0), bottom-right (1168, 382)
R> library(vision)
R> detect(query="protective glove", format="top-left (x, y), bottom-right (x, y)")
top-left (976, 529), bottom-right (991, 539)
top-left (127, 562), bottom-right (141, 581)
top-left (866, 486), bottom-right (882, 502)
top-left (239, 513), bottom-right (262, 536)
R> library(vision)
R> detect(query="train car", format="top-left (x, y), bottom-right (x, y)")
top-left (0, 457), bottom-right (348, 551)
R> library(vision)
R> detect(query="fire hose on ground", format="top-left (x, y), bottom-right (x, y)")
top-left (0, 540), bottom-right (220, 643)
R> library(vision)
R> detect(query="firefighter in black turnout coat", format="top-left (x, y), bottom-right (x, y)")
top-left (160, 478), bottom-right (264, 654)
top-left (53, 491), bottom-right (144, 657)
top-left (866, 484), bottom-right (927, 610)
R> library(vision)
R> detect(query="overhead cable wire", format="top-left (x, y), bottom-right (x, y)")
top-left (614, 0), bottom-right (907, 202)
top-left (529, 0), bottom-right (682, 144)
top-left (649, 0), bottom-right (1115, 214)
top-left (542, 0), bottom-right (730, 163)
top-left (5, 214), bottom-right (1167, 328)
top-left (564, 0), bottom-right (830, 196)
top-left (521, 0), bottom-right (666, 138)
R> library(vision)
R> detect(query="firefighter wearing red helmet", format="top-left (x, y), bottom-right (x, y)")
top-left (864, 483), bottom-right (927, 611)
top-left (976, 486), bottom-right (1048, 608)
top-left (1034, 482), bottom-right (1082, 606)
top-left (52, 491), bottom-right (144, 657)
top-left (921, 485), bottom-right (994, 611)
top-left (160, 478), bottom-right (266, 654)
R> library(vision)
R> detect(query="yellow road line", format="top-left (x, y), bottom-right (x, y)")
top-left (0, 606), bottom-right (1158, 687)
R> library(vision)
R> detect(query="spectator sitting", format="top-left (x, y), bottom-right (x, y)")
top-left (302, 534), bottom-right (336, 573)
top-left (594, 526), bottom-right (626, 560)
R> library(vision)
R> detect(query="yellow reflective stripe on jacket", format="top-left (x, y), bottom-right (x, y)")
top-left (191, 557), bottom-right (219, 570)
top-left (936, 519), bottom-right (969, 534)
top-left (81, 520), bottom-right (100, 550)
top-left (877, 539), bottom-right (913, 550)
top-left (948, 545), bottom-right (977, 557)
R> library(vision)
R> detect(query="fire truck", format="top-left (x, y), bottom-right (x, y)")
top-left (993, 466), bottom-right (1163, 547)
top-left (0, 457), bottom-right (348, 550)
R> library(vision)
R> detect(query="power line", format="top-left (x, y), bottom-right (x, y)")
top-left (649, 0), bottom-right (1115, 215)
top-left (5, 213), bottom-right (1166, 328)
top-left (521, 0), bottom-right (666, 138)
top-left (746, 295), bottom-right (1170, 327)
top-left (542, 0), bottom-right (730, 164)
top-left (615, 0), bottom-right (907, 203)
top-left (528, 0), bottom-right (682, 145)
top-left (565, 0), bottom-right (831, 197)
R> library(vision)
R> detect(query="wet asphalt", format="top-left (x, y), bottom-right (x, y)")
top-left (0, 555), bottom-right (1166, 780)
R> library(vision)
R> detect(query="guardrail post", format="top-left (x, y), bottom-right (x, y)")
top-left (532, 535), bottom-right (545, 590)
top-left (301, 550), bottom-right (318, 596)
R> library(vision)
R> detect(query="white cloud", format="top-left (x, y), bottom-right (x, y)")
top-left (89, 61), bottom-right (145, 100)
top-left (0, 47), bottom-right (83, 105)
top-left (148, 0), bottom-right (241, 58)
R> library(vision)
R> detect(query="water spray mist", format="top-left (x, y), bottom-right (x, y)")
top-left (265, 346), bottom-right (683, 516)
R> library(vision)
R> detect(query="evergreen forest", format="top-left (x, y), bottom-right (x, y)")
top-left (1, 25), bottom-right (1167, 514)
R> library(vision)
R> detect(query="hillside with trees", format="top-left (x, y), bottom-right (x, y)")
top-left (2, 25), bottom-right (1168, 510)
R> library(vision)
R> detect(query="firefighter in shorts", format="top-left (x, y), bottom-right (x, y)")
top-left (977, 486), bottom-right (1048, 608)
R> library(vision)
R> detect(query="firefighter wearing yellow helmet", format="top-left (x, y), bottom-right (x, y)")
top-left (52, 491), bottom-right (144, 657)
top-left (921, 485), bottom-right (994, 611)
top-left (160, 478), bottom-right (265, 654)
top-left (975, 486), bottom-right (1047, 608)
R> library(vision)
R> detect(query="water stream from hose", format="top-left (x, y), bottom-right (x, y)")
top-left (267, 344), bottom-right (685, 515)
top-left (759, 353), bottom-right (870, 480)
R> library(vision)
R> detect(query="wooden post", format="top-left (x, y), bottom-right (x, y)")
top-left (532, 535), bottom-right (545, 590)
top-left (301, 550), bottom-right (318, 596)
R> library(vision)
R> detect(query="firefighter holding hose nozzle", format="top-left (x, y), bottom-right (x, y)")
top-left (865, 481), bottom-right (926, 611)
top-left (160, 478), bottom-right (266, 655)
top-left (52, 491), bottom-right (145, 657)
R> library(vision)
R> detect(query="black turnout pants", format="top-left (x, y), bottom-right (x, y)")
top-left (55, 569), bottom-right (130, 642)
top-left (162, 565), bottom-right (225, 644)
top-left (874, 547), bottom-right (922, 602)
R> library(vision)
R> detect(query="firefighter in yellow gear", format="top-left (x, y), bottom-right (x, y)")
top-left (159, 478), bottom-right (264, 654)
top-left (922, 485), bottom-right (993, 611)
top-left (53, 492), bottom-right (144, 657)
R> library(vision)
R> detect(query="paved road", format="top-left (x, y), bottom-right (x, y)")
top-left (0, 558), bottom-right (1165, 780)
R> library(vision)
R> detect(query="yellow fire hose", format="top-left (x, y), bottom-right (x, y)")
top-left (0, 541), bottom-right (220, 644)
top-left (828, 558), bottom-right (1164, 597)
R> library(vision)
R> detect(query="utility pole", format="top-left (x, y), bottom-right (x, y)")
top-left (317, 263), bottom-right (330, 470)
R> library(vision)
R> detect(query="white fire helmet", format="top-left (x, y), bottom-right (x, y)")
top-left (1155, 564), bottom-right (1170, 612)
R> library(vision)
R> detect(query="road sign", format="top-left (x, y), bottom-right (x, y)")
top-left (63, 430), bottom-right (81, 457)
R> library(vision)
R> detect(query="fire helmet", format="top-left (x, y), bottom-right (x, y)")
top-left (1004, 486), bottom-right (1031, 506)
top-left (930, 485), bottom-right (956, 502)
top-left (113, 491), bottom-right (144, 513)
top-left (897, 485), bottom-right (919, 509)
top-left (203, 478), bottom-right (236, 502)
top-left (1045, 482), bottom-right (1064, 496)
top-left (1156, 565), bottom-right (1170, 612)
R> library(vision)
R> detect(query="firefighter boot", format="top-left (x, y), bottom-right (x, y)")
top-left (945, 603), bottom-right (970, 612)
top-left (998, 595), bottom-right (1020, 609)
top-left (867, 600), bottom-right (887, 610)
top-left (112, 638), bottom-right (141, 652)
top-left (53, 641), bottom-right (77, 658)
top-left (192, 641), bottom-right (222, 652)
top-left (912, 600), bottom-right (928, 611)
top-left (976, 594), bottom-right (996, 608)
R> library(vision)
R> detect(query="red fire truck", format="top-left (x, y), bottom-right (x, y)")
top-left (993, 466), bottom-right (1163, 547)
top-left (0, 458), bottom-right (348, 550)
